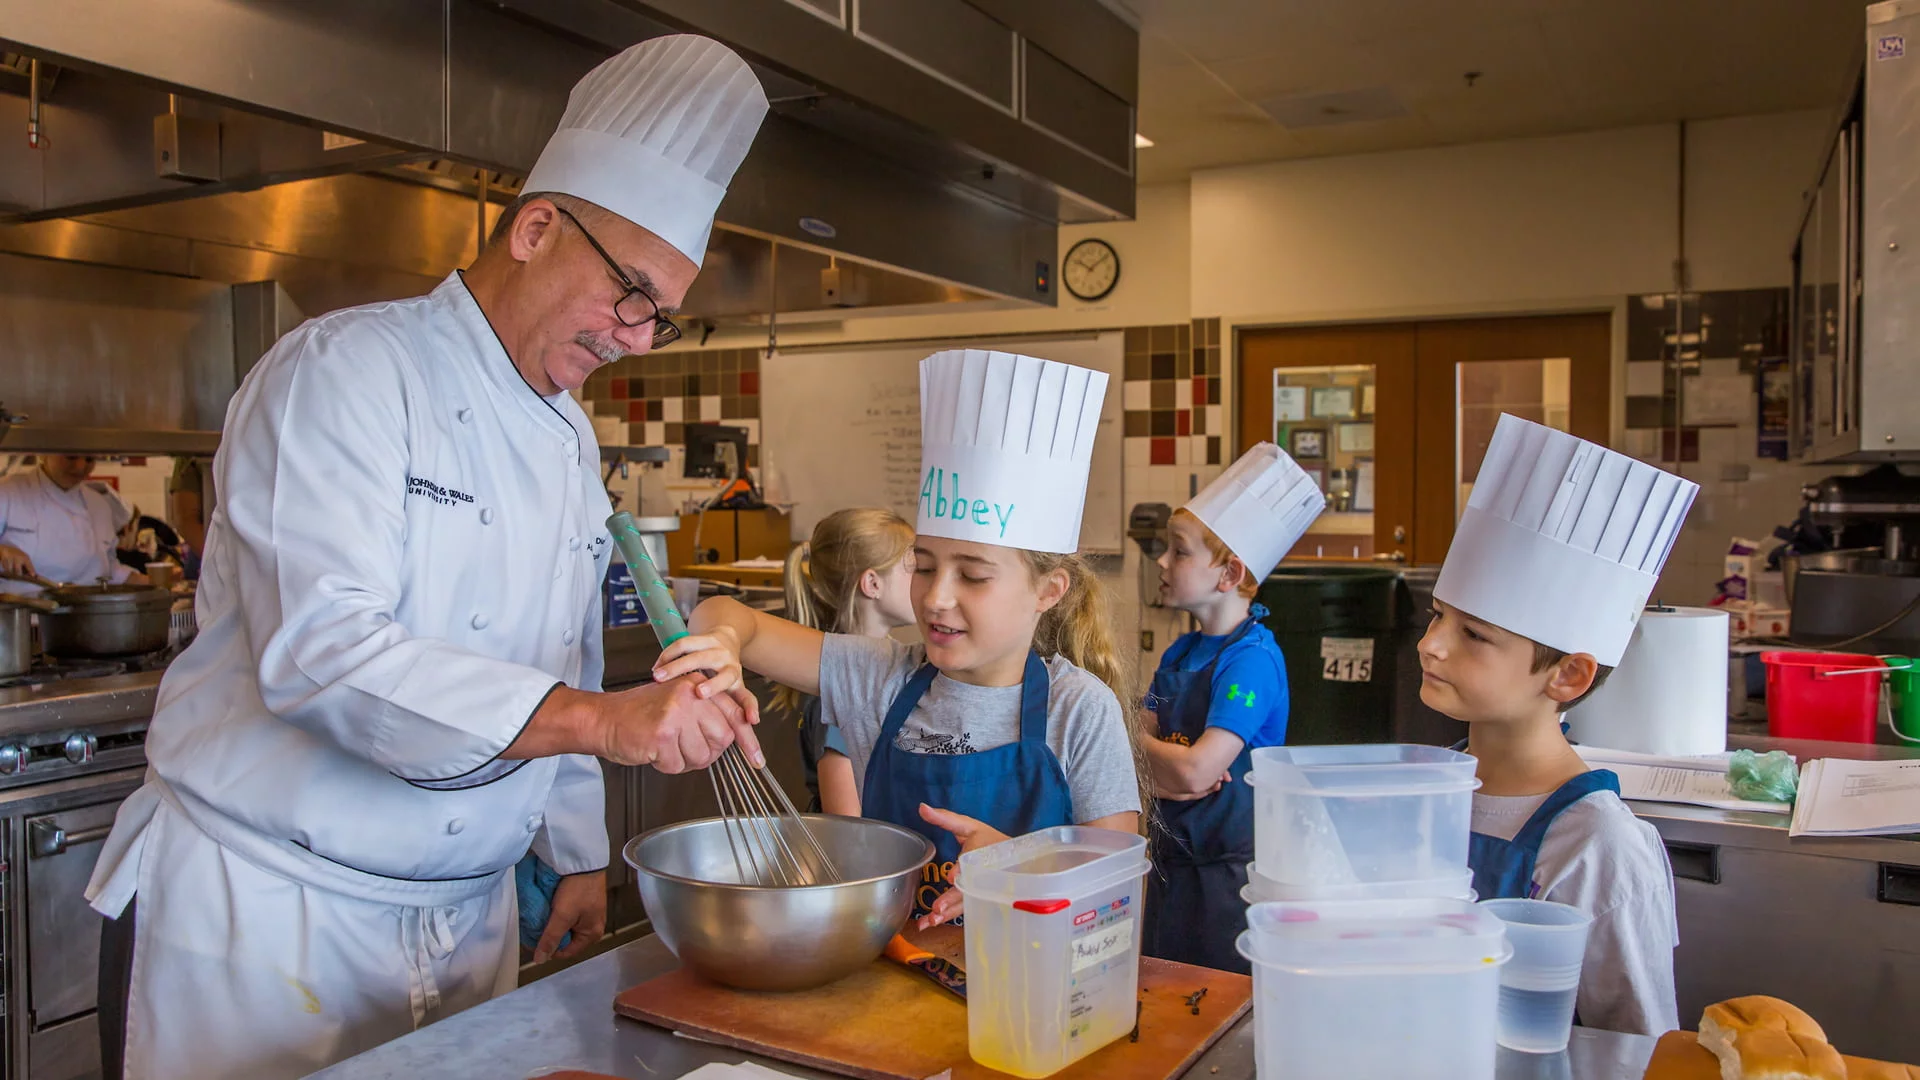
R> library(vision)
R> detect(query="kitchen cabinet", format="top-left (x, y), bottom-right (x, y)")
top-left (1791, 1), bottom-right (1920, 462)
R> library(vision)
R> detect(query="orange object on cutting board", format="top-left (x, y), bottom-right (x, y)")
top-left (613, 924), bottom-right (1250, 1080)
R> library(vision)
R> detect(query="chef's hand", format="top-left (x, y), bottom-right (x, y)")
top-left (652, 627), bottom-right (752, 708)
top-left (1157, 772), bottom-right (1231, 802)
top-left (916, 804), bottom-right (1011, 930)
top-left (599, 675), bottom-right (764, 771)
top-left (0, 544), bottom-right (33, 578)
top-left (535, 869), bottom-right (607, 964)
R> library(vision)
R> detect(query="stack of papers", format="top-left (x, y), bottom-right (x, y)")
top-left (1573, 746), bottom-right (1793, 814)
top-left (728, 557), bottom-right (785, 570)
top-left (1789, 757), bottom-right (1920, 837)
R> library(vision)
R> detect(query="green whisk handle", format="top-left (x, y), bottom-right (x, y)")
top-left (606, 511), bottom-right (689, 648)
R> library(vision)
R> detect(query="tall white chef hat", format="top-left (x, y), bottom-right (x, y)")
top-left (1182, 443), bottom-right (1326, 581)
top-left (918, 349), bottom-right (1109, 554)
top-left (1433, 414), bottom-right (1698, 667)
top-left (523, 35), bottom-right (769, 267)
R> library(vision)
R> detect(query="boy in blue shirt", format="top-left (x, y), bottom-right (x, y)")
top-left (1139, 444), bottom-right (1324, 973)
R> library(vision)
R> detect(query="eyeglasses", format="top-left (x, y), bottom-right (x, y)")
top-left (554, 207), bottom-right (682, 349)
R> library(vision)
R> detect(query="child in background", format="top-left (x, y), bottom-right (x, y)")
top-left (776, 508), bottom-right (917, 815)
top-left (1420, 413), bottom-right (1694, 1036)
top-left (657, 350), bottom-right (1144, 927)
top-left (1139, 443), bottom-right (1324, 974)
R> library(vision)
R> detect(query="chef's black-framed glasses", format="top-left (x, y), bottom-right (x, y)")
top-left (555, 206), bottom-right (683, 349)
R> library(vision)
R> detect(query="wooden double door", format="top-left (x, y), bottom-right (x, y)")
top-left (1239, 313), bottom-right (1611, 566)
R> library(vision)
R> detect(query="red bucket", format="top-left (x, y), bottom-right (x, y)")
top-left (1761, 651), bottom-right (1886, 743)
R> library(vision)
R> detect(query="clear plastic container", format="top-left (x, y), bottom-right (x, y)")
top-left (1239, 898), bottom-right (1512, 1080)
top-left (957, 826), bottom-right (1150, 1078)
top-left (1481, 898), bottom-right (1593, 1053)
top-left (1249, 744), bottom-right (1478, 891)
top-left (1241, 861), bottom-right (1474, 904)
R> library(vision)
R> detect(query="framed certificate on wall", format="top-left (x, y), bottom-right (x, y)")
top-left (1311, 386), bottom-right (1356, 419)
top-left (1274, 382), bottom-right (1308, 423)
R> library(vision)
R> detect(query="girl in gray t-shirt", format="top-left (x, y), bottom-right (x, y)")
top-left (657, 533), bottom-right (1145, 927)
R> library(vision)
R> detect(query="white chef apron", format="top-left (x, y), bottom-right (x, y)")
top-left (111, 780), bottom-right (516, 1080)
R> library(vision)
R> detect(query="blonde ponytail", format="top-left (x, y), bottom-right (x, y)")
top-left (1024, 552), bottom-right (1153, 834)
top-left (772, 508), bottom-right (915, 716)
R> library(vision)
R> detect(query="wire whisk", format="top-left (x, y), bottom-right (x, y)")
top-left (708, 744), bottom-right (843, 887)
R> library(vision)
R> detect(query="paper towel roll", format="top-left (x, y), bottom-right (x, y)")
top-left (1566, 606), bottom-right (1729, 756)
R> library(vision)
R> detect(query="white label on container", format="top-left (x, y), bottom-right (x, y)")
top-left (1071, 913), bottom-right (1134, 972)
top-left (1320, 636), bottom-right (1374, 682)
top-left (1067, 894), bottom-right (1138, 1042)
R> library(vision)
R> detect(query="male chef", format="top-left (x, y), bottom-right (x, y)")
top-left (0, 454), bottom-right (144, 588)
top-left (85, 36), bottom-right (770, 1080)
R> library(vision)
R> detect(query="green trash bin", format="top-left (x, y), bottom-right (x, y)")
top-left (1257, 567), bottom-right (1401, 745)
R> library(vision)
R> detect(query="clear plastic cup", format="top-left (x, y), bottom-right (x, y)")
top-left (1479, 898), bottom-right (1592, 1053)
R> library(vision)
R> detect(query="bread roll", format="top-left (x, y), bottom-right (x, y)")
top-left (1698, 996), bottom-right (1828, 1048)
top-left (1695, 997), bottom-right (1840, 1080)
top-left (1706, 1030), bottom-right (1845, 1080)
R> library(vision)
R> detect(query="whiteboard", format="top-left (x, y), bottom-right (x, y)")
top-left (761, 333), bottom-right (1126, 552)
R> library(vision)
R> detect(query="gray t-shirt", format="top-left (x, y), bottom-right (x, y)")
top-left (818, 634), bottom-right (1141, 823)
top-left (1471, 788), bottom-right (1679, 1036)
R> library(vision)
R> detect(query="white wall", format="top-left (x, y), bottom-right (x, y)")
top-left (1188, 109), bottom-right (1829, 323)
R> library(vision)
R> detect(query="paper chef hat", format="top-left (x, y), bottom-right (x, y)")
top-left (523, 35), bottom-right (769, 266)
top-left (917, 349), bottom-right (1109, 554)
top-left (1433, 414), bottom-right (1698, 667)
top-left (1183, 443), bottom-right (1326, 581)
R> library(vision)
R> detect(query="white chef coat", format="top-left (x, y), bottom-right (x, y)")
top-left (0, 467), bottom-right (134, 588)
top-left (86, 272), bottom-right (615, 1079)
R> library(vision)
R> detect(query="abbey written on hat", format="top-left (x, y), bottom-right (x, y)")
top-left (1184, 442), bottom-right (1326, 581)
top-left (917, 349), bottom-right (1108, 554)
top-left (523, 35), bottom-right (769, 266)
top-left (1433, 414), bottom-right (1698, 666)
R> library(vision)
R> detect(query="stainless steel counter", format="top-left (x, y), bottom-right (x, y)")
top-left (1625, 732), bottom-right (1920, 1064)
top-left (312, 934), bottom-right (1658, 1080)
top-left (0, 670), bottom-right (160, 739)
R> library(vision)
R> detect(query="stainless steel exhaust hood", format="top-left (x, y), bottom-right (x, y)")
top-left (0, 0), bottom-right (1139, 310)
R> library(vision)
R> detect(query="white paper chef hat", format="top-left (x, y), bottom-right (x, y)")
top-left (1183, 443), bottom-right (1326, 581)
top-left (1433, 414), bottom-right (1698, 666)
top-left (917, 349), bottom-right (1109, 554)
top-left (523, 35), bottom-right (769, 266)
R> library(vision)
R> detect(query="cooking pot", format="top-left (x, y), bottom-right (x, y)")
top-left (39, 584), bottom-right (173, 658)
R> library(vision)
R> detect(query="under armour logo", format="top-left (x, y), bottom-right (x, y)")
top-left (1228, 684), bottom-right (1255, 707)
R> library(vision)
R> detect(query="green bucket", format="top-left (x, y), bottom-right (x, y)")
top-left (1889, 657), bottom-right (1920, 744)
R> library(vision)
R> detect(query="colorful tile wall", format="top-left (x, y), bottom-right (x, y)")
top-left (584, 317), bottom-right (1230, 487)
top-left (581, 346), bottom-right (763, 467)
top-left (1124, 317), bottom-right (1224, 469)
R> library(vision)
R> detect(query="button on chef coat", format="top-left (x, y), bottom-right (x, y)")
top-left (0, 469), bottom-right (135, 589)
top-left (90, 272), bottom-right (614, 900)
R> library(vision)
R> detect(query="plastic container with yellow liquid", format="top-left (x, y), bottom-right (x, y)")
top-left (956, 826), bottom-right (1150, 1077)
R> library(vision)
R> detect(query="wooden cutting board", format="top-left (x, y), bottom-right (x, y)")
top-left (613, 925), bottom-right (1250, 1080)
top-left (1642, 1030), bottom-right (1920, 1080)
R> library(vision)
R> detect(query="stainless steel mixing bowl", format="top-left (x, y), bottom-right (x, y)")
top-left (624, 814), bottom-right (935, 992)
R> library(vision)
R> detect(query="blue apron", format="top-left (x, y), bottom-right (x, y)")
top-left (1468, 769), bottom-right (1621, 900)
top-left (1141, 615), bottom-right (1262, 974)
top-left (862, 651), bottom-right (1075, 918)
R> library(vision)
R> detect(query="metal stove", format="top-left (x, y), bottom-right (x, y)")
top-left (0, 649), bottom-right (171, 1079)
